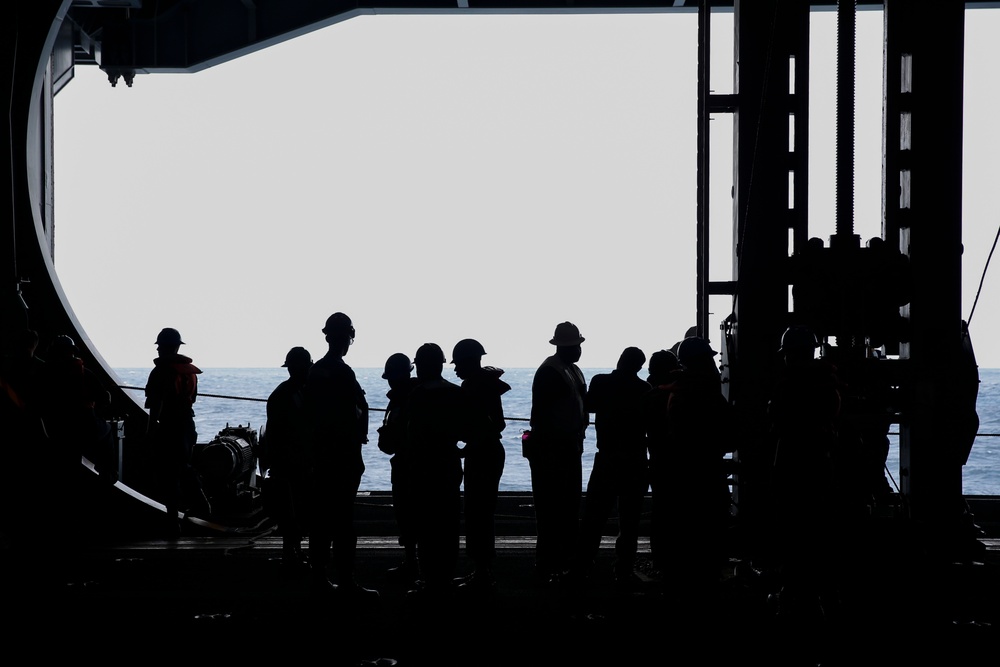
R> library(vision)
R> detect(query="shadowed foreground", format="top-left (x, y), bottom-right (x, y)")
top-left (2, 521), bottom-right (997, 665)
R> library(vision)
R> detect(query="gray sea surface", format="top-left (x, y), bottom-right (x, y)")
top-left (113, 366), bottom-right (1000, 496)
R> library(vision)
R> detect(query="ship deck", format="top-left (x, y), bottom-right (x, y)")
top-left (2, 493), bottom-right (998, 665)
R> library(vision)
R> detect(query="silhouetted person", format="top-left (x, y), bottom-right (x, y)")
top-left (641, 349), bottom-right (682, 572)
top-left (32, 335), bottom-right (116, 553)
top-left (405, 343), bottom-right (468, 600)
top-left (664, 336), bottom-right (735, 606)
top-left (576, 346), bottom-right (651, 587)
top-left (0, 328), bottom-right (49, 587)
top-left (0, 328), bottom-right (46, 445)
top-left (303, 312), bottom-right (378, 602)
top-left (451, 338), bottom-right (510, 591)
top-left (764, 326), bottom-right (841, 621)
top-left (144, 327), bottom-right (207, 537)
top-left (527, 321), bottom-right (588, 584)
top-left (0, 328), bottom-right (47, 539)
top-left (833, 345), bottom-right (896, 520)
top-left (953, 320), bottom-right (981, 473)
top-left (376, 352), bottom-right (421, 586)
top-left (945, 319), bottom-right (984, 545)
top-left (263, 346), bottom-right (313, 571)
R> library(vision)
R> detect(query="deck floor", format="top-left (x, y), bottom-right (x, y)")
top-left (2, 529), bottom-right (997, 665)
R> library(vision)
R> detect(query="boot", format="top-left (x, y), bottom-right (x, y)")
top-left (613, 560), bottom-right (642, 589)
top-left (310, 566), bottom-right (338, 597)
top-left (456, 566), bottom-right (496, 592)
top-left (338, 576), bottom-right (380, 603)
top-left (387, 546), bottom-right (418, 585)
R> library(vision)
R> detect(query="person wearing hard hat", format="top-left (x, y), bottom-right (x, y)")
top-left (263, 346), bottom-right (314, 571)
top-left (376, 352), bottom-right (421, 587)
top-left (404, 342), bottom-right (471, 600)
top-left (527, 321), bottom-right (589, 585)
top-left (765, 325), bottom-right (841, 621)
top-left (144, 327), bottom-right (207, 537)
top-left (661, 335), bottom-right (735, 606)
top-left (303, 312), bottom-right (379, 602)
top-left (450, 338), bottom-right (511, 592)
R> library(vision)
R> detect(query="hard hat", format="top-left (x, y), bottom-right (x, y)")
top-left (648, 349), bottom-right (680, 376)
top-left (282, 346), bottom-right (312, 368)
top-left (382, 352), bottom-right (414, 380)
top-left (414, 342), bottom-right (446, 366)
top-left (50, 334), bottom-right (78, 356)
top-left (322, 312), bottom-right (355, 338)
top-left (155, 327), bottom-right (184, 346)
top-left (549, 321), bottom-right (585, 346)
top-left (677, 337), bottom-right (717, 364)
top-left (779, 326), bottom-right (819, 353)
top-left (451, 338), bottom-right (486, 364)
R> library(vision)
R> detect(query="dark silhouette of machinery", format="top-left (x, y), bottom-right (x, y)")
top-left (192, 425), bottom-right (264, 517)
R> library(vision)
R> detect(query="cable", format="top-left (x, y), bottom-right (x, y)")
top-left (118, 382), bottom-right (529, 421)
top-left (967, 219), bottom-right (1000, 326)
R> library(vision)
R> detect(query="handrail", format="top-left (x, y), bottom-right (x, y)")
top-left (118, 384), bottom-right (1000, 433)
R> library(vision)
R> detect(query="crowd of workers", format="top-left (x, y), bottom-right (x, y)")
top-left (0, 312), bottom-right (907, 618)
top-left (251, 312), bottom-right (901, 618)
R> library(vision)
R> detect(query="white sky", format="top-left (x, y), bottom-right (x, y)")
top-left (50, 9), bottom-right (1000, 370)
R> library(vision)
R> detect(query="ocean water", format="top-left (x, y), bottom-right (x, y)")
top-left (113, 367), bottom-right (1000, 496)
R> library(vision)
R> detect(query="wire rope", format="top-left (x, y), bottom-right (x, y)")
top-left (967, 220), bottom-right (1000, 326)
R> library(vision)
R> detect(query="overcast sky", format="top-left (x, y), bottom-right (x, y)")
top-left (50, 8), bottom-right (1000, 370)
